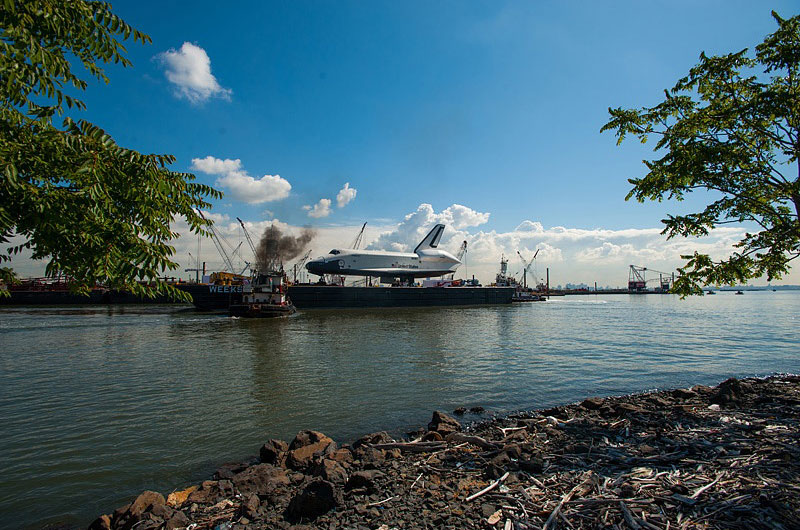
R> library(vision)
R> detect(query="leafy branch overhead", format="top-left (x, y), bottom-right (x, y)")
top-left (602, 11), bottom-right (800, 296)
top-left (0, 0), bottom-right (221, 299)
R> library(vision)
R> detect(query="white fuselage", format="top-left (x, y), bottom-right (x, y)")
top-left (306, 247), bottom-right (460, 278)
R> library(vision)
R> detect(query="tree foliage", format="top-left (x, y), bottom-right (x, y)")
top-left (602, 12), bottom-right (800, 295)
top-left (0, 0), bottom-right (221, 299)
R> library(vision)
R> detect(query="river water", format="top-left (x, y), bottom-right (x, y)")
top-left (1, 291), bottom-right (798, 528)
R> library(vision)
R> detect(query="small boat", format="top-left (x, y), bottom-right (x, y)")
top-left (229, 271), bottom-right (296, 318)
top-left (706, 290), bottom-right (716, 295)
top-left (735, 290), bottom-right (744, 295)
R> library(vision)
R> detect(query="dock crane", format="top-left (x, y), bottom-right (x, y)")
top-left (328, 223), bottom-right (367, 286)
top-left (292, 249), bottom-right (312, 284)
top-left (199, 211), bottom-right (236, 273)
top-left (236, 217), bottom-right (258, 259)
top-left (350, 222), bottom-right (367, 250)
top-left (446, 241), bottom-right (468, 280)
top-left (517, 249), bottom-right (539, 290)
top-left (628, 265), bottom-right (675, 292)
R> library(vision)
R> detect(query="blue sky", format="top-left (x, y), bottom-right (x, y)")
top-left (24, 1), bottom-right (800, 285)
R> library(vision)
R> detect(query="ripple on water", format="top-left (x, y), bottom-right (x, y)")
top-left (1, 293), bottom-right (799, 527)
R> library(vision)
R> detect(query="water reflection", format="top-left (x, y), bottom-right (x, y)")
top-left (1, 293), bottom-right (799, 528)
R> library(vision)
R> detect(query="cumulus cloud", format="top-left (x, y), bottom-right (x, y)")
top-left (367, 203), bottom-right (490, 252)
top-left (191, 156), bottom-right (291, 204)
top-left (336, 183), bottom-right (357, 208)
top-left (439, 204), bottom-right (490, 229)
top-left (157, 42), bottom-right (232, 104)
top-left (303, 198), bottom-right (332, 218)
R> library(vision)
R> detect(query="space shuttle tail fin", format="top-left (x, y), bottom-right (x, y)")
top-left (414, 224), bottom-right (445, 253)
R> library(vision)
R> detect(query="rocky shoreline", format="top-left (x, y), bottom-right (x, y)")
top-left (90, 375), bottom-right (800, 530)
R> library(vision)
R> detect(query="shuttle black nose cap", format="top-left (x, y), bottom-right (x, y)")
top-left (306, 259), bottom-right (340, 275)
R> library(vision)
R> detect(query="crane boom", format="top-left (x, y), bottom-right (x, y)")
top-left (517, 249), bottom-right (539, 290)
top-left (236, 217), bottom-right (258, 257)
top-left (199, 211), bottom-right (235, 272)
top-left (350, 222), bottom-right (367, 249)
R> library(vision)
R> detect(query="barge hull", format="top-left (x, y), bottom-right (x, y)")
top-left (178, 284), bottom-right (514, 310)
top-left (288, 285), bottom-right (514, 308)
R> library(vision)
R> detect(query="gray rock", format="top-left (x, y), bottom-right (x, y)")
top-left (427, 411), bottom-right (461, 434)
top-left (260, 439), bottom-right (289, 466)
top-left (232, 463), bottom-right (290, 497)
top-left (286, 480), bottom-right (343, 522)
top-left (345, 470), bottom-right (384, 492)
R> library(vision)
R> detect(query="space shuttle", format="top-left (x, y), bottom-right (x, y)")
top-left (305, 224), bottom-right (460, 282)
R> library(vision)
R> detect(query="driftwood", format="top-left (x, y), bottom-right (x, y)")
top-left (95, 376), bottom-right (800, 530)
top-left (370, 441), bottom-right (446, 452)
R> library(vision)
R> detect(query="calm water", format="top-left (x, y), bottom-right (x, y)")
top-left (1, 292), bottom-right (799, 528)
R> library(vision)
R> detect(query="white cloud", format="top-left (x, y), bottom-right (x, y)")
top-left (304, 198), bottom-right (332, 218)
top-left (439, 204), bottom-right (490, 229)
top-left (336, 182), bottom-right (357, 208)
top-left (190, 156), bottom-right (241, 175)
top-left (7, 203), bottom-right (792, 288)
top-left (191, 156), bottom-right (291, 204)
top-left (157, 42), bottom-right (232, 104)
top-left (367, 203), bottom-right (491, 252)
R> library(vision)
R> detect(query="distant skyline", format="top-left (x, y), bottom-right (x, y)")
top-left (10, 1), bottom-right (800, 286)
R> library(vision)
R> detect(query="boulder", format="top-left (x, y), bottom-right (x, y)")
top-left (453, 407), bottom-right (467, 415)
top-left (214, 457), bottom-right (259, 480)
top-left (166, 485), bottom-right (198, 507)
top-left (88, 515), bottom-right (111, 530)
top-left (164, 511), bottom-right (189, 530)
top-left (109, 491), bottom-right (166, 530)
top-left (614, 403), bottom-right (644, 415)
top-left (427, 411), bottom-right (461, 434)
top-left (232, 463), bottom-right (290, 497)
top-left (352, 445), bottom-right (385, 467)
top-left (672, 388), bottom-right (697, 400)
top-left (502, 444), bottom-right (522, 459)
top-left (711, 377), bottom-right (744, 405)
top-left (186, 480), bottom-right (232, 505)
top-left (345, 470), bottom-right (384, 492)
top-left (287, 431), bottom-right (337, 470)
top-left (519, 455), bottom-right (544, 474)
top-left (328, 448), bottom-right (354, 464)
top-left (580, 397), bottom-right (605, 410)
top-left (260, 439), bottom-right (289, 466)
top-left (147, 503), bottom-right (173, 520)
top-left (240, 493), bottom-right (260, 519)
top-left (353, 431), bottom-right (393, 447)
top-left (128, 491), bottom-right (166, 518)
top-left (286, 480), bottom-right (343, 522)
top-left (314, 459), bottom-right (348, 484)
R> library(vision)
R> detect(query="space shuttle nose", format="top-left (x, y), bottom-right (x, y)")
top-left (306, 259), bottom-right (323, 275)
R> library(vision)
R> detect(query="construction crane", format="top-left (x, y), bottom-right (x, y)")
top-left (517, 249), bottom-right (539, 290)
top-left (291, 249), bottom-right (312, 284)
top-left (628, 265), bottom-right (675, 292)
top-left (350, 222), bottom-right (367, 249)
top-left (236, 217), bottom-right (258, 258)
top-left (446, 241), bottom-right (468, 280)
top-left (199, 211), bottom-right (235, 273)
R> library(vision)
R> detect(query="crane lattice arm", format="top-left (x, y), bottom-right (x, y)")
top-left (456, 241), bottom-right (467, 262)
top-left (236, 217), bottom-right (258, 258)
top-left (350, 222), bottom-right (367, 250)
top-left (199, 211), bottom-right (235, 272)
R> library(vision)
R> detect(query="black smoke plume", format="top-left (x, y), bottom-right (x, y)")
top-left (256, 224), bottom-right (315, 271)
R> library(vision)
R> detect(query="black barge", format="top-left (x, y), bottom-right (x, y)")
top-left (179, 284), bottom-right (514, 311)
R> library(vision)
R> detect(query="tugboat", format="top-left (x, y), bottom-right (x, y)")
top-left (229, 270), bottom-right (296, 318)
